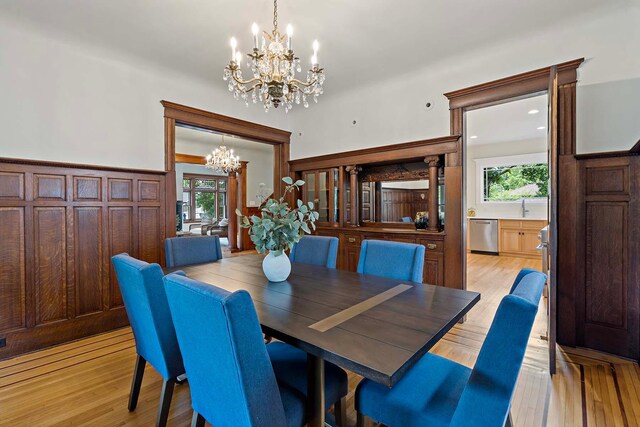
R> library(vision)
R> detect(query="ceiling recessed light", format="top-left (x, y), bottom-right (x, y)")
top-left (528, 109), bottom-right (540, 115)
top-left (537, 126), bottom-right (546, 130)
top-left (470, 135), bottom-right (478, 139)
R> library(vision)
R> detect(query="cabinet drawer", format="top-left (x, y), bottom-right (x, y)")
top-left (499, 219), bottom-right (523, 229)
top-left (417, 239), bottom-right (443, 252)
top-left (342, 233), bottom-right (361, 246)
top-left (500, 219), bottom-right (547, 230)
top-left (521, 220), bottom-right (547, 230)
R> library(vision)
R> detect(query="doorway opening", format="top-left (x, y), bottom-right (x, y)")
top-left (173, 124), bottom-right (275, 252)
top-left (463, 93), bottom-right (549, 339)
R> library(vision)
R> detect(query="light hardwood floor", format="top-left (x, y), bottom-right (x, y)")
top-left (0, 253), bottom-right (638, 426)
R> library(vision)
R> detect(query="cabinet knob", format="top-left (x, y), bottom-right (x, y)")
top-left (348, 237), bottom-right (356, 243)
top-left (427, 243), bottom-right (437, 250)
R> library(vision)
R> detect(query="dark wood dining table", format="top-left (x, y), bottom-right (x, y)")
top-left (168, 255), bottom-right (480, 427)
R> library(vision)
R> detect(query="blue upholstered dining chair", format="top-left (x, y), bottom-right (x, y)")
top-left (509, 267), bottom-right (545, 295)
top-left (164, 235), bottom-right (223, 268)
top-left (357, 239), bottom-right (425, 283)
top-left (111, 254), bottom-right (185, 427)
top-left (163, 273), bottom-right (349, 427)
top-left (289, 235), bottom-right (339, 268)
top-left (355, 270), bottom-right (546, 427)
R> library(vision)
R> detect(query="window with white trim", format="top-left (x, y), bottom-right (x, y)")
top-left (475, 153), bottom-right (548, 203)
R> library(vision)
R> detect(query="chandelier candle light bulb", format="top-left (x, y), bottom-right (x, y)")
top-left (230, 37), bottom-right (237, 60)
top-left (286, 24), bottom-right (293, 50)
top-left (252, 23), bottom-right (259, 48)
top-left (223, 0), bottom-right (325, 112)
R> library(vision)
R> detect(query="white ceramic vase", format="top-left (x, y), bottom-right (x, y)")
top-left (262, 251), bottom-right (292, 282)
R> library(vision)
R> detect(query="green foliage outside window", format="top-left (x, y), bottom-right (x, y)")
top-left (484, 163), bottom-right (548, 201)
top-left (196, 192), bottom-right (217, 219)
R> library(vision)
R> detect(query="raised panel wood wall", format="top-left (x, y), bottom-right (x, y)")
top-left (0, 208), bottom-right (25, 331)
top-left (0, 160), bottom-right (166, 359)
top-left (380, 188), bottom-right (428, 222)
top-left (574, 156), bottom-right (639, 359)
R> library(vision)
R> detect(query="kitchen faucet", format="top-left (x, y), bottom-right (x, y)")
top-left (521, 198), bottom-right (530, 218)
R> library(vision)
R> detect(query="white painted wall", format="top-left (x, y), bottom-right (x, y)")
top-left (288, 6), bottom-right (640, 159)
top-left (466, 138), bottom-right (548, 219)
top-left (0, 17), bottom-right (289, 170)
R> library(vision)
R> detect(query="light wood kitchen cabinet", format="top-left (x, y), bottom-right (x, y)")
top-left (498, 219), bottom-right (547, 259)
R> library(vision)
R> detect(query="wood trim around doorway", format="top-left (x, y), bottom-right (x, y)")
top-left (161, 101), bottom-right (291, 251)
top-left (444, 58), bottom-right (583, 349)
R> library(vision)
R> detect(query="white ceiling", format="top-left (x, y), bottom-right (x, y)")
top-left (466, 94), bottom-right (548, 145)
top-left (0, 0), bottom-right (629, 95)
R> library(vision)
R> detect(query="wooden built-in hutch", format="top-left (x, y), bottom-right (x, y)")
top-left (290, 135), bottom-right (462, 289)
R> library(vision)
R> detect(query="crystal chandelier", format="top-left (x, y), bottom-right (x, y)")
top-left (205, 139), bottom-right (241, 173)
top-left (223, 0), bottom-right (325, 112)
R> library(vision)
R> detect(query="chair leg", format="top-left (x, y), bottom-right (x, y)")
top-left (128, 355), bottom-right (146, 411)
top-left (334, 397), bottom-right (347, 427)
top-left (156, 379), bottom-right (176, 427)
top-left (191, 411), bottom-right (206, 427)
top-left (356, 411), bottom-right (373, 427)
top-left (176, 373), bottom-right (188, 384)
top-left (505, 410), bottom-right (514, 427)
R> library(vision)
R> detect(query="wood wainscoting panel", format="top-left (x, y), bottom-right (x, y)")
top-left (586, 164), bottom-right (629, 195)
top-left (73, 176), bottom-right (102, 201)
top-left (0, 208), bottom-right (25, 331)
top-left (584, 202), bottom-right (627, 328)
top-left (0, 159), bottom-right (166, 359)
top-left (73, 207), bottom-right (103, 316)
top-left (33, 174), bottom-right (66, 200)
top-left (33, 207), bottom-right (67, 325)
top-left (108, 178), bottom-right (132, 201)
top-left (138, 180), bottom-right (160, 202)
top-left (0, 172), bottom-right (24, 199)
top-left (574, 155), bottom-right (639, 360)
top-left (138, 206), bottom-right (162, 263)
top-left (108, 207), bottom-right (133, 308)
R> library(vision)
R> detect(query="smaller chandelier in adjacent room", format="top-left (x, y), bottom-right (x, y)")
top-left (223, 0), bottom-right (325, 112)
top-left (205, 144), bottom-right (241, 174)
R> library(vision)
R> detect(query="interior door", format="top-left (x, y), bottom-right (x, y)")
top-left (547, 66), bottom-right (559, 375)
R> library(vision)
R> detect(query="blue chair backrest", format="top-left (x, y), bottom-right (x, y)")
top-left (400, 216), bottom-right (413, 222)
top-left (510, 269), bottom-right (546, 305)
top-left (450, 290), bottom-right (543, 426)
top-left (289, 235), bottom-right (339, 268)
top-left (509, 267), bottom-right (544, 294)
top-left (357, 240), bottom-right (425, 283)
top-left (163, 273), bottom-right (287, 427)
top-left (111, 254), bottom-right (184, 380)
top-left (165, 235), bottom-right (223, 268)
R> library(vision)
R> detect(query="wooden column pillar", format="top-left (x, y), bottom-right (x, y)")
top-left (236, 161), bottom-right (248, 251)
top-left (425, 156), bottom-right (441, 231)
top-left (346, 166), bottom-right (360, 226)
top-left (228, 170), bottom-right (239, 252)
top-left (374, 182), bottom-right (382, 222)
top-left (338, 166), bottom-right (345, 227)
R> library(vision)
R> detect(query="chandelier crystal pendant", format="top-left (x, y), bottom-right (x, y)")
top-left (222, 0), bottom-right (325, 113)
top-left (205, 142), bottom-right (241, 174)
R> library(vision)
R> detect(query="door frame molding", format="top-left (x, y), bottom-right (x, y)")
top-left (443, 57), bottom-right (583, 302)
top-left (161, 101), bottom-right (291, 251)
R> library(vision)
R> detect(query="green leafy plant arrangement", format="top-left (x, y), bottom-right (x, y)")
top-left (236, 177), bottom-right (319, 257)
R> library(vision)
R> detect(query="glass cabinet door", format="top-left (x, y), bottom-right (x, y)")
top-left (301, 169), bottom-right (340, 225)
top-left (304, 172), bottom-right (316, 205)
top-left (318, 171), bottom-right (329, 222)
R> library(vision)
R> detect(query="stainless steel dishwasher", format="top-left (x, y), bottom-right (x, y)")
top-left (469, 219), bottom-right (499, 254)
